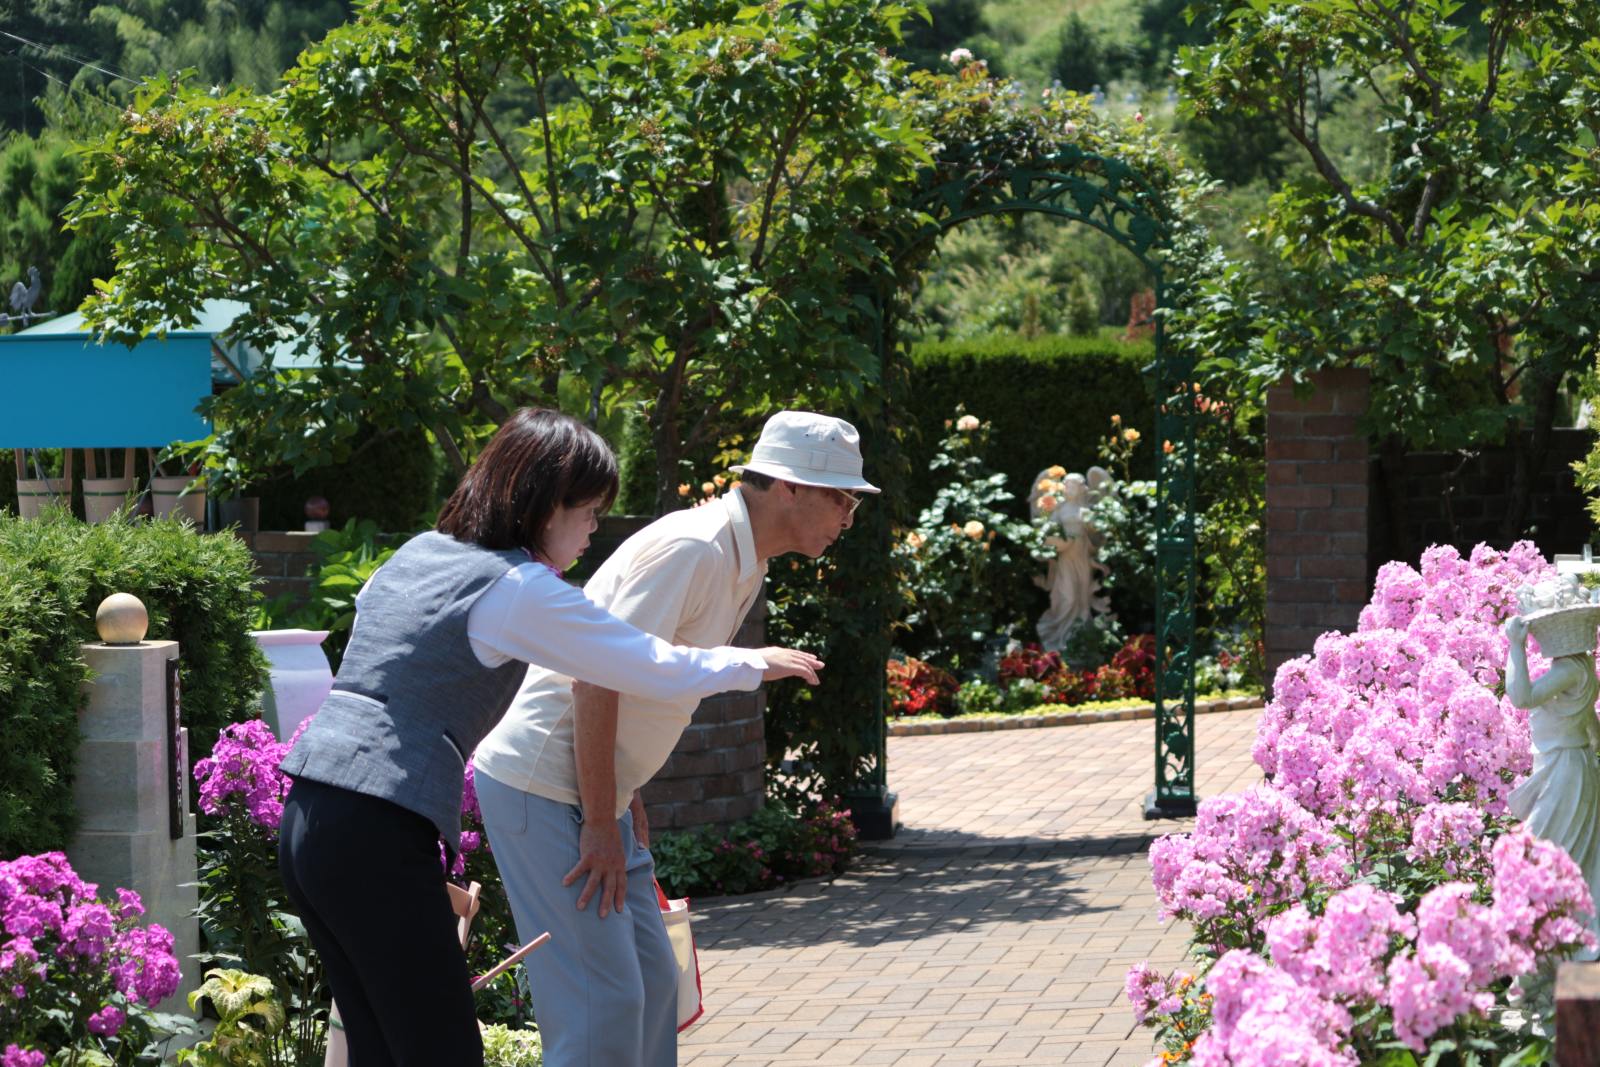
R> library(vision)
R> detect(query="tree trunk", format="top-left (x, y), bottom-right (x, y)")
top-left (1377, 434), bottom-right (1413, 567)
top-left (1499, 367), bottom-right (1562, 545)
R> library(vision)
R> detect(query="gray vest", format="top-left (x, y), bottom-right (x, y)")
top-left (281, 530), bottom-right (528, 851)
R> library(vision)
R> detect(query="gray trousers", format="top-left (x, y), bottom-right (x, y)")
top-left (476, 770), bottom-right (678, 1067)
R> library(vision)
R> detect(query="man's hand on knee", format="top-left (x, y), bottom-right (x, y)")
top-left (564, 820), bottom-right (628, 918)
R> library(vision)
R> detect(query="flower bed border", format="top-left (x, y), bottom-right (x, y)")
top-left (887, 693), bottom-right (1263, 736)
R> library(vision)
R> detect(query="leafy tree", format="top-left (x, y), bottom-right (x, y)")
top-left (1174, 0), bottom-right (1600, 551)
top-left (73, 0), bottom-right (933, 507)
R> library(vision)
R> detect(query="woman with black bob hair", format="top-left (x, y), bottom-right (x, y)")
top-left (278, 408), bottom-right (821, 1067)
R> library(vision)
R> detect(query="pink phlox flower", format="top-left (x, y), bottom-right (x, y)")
top-left (1124, 962), bottom-right (1191, 1024)
top-left (1406, 803), bottom-right (1487, 876)
top-left (2, 1046), bottom-right (46, 1067)
top-left (1490, 829), bottom-right (1598, 974)
top-left (1360, 562), bottom-right (1426, 632)
top-left (1266, 885), bottom-right (1412, 1002)
top-left (1385, 942), bottom-right (1494, 1051)
top-left (1151, 787), bottom-right (1350, 940)
top-left (1189, 950), bottom-right (1356, 1067)
top-left (1414, 882), bottom-right (1503, 986)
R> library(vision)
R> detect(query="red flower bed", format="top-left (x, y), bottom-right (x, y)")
top-left (998, 635), bottom-right (1157, 705)
top-left (887, 656), bottom-right (960, 717)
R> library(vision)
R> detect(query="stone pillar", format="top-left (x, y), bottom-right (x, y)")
top-left (1265, 369), bottom-right (1372, 685)
top-left (68, 640), bottom-right (200, 1013)
top-left (640, 599), bottom-right (767, 832)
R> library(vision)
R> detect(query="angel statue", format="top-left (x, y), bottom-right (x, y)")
top-left (1504, 574), bottom-right (1600, 960)
top-left (1030, 467), bottom-right (1110, 650)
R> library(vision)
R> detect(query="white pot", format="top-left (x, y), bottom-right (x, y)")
top-left (250, 629), bottom-right (334, 741)
top-left (16, 477), bottom-right (68, 520)
top-left (151, 475), bottom-right (206, 526)
top-left (81, 476), bottom-right (135, 523)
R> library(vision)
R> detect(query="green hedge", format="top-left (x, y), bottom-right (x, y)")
top-left (0, 511), bottom-right (266, 857)
top-left (905, 333), bottom-right (1157, 515)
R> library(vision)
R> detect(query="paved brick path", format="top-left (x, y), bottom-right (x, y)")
top-left (679, 709), bottom-right (1265, 1066)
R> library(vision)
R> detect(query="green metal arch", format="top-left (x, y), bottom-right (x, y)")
top-left (880, 146), bottom-right (1199, 818)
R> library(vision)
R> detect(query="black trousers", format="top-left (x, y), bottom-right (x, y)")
top-left (279, 777), bottom-right (482, 1067)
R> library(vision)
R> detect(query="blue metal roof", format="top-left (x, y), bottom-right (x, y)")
top-left (0, 299), bottom-right (321, 448)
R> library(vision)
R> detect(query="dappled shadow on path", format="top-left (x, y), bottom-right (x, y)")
top-left (690, 831), bottom-right (1160, 954)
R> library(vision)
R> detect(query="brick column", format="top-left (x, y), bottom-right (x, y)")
top-left (1265, 369), bottom-right (1371, 684)
top-left (237, 530), bottom-right (320, 605)
top-left (640, 598), bottom-right (767, 832)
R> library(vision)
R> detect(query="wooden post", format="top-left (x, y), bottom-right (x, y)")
top-left (1556, 960), bottom-right (1600, 1065)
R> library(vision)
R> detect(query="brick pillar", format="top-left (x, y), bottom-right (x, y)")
top-left (237, 530), bottom-right (321, 606)
top-left (1265, 369), bottom-right (1371, 684)
top-left (640, 598), bottom-right (767, 832)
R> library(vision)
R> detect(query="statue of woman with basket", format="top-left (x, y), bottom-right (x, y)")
top-left (1504, 576), bottom-right (1600, 959)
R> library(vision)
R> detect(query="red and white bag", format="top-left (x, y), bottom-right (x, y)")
top-left (656, 881), bottom-right (703, 1031)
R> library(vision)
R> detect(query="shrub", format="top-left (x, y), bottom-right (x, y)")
top-left (894, 410), bottom-right (1054, 670)
top-left (0, 510), bottom-right (265, 856)
top-left (652, 797), bottom-right (858, 900)
top-left (905, 335), bottom-right (1156, 516)
top-left (0, 851), bottom-right (187, 1064)
top-left (886, 657), bottom-right (960, 718)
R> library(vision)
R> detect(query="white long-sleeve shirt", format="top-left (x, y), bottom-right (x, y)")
top-left (352, 554), bottom-right (767, 705)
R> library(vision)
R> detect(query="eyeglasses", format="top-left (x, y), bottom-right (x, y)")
top-left (825, 488), bottom-right (864, 517)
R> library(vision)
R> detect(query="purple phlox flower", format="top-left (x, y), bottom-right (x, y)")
top-left (109, 923), bottom-right (181, 1005)
top-left (194, 720), bottom-right (293, 832)
top-left (86, 1003), bottom-right (126, 1037)
top-left (1124, 962), bottom-right (1191, 1024)
top-left (2, 1046), bottom-right (46, 1067)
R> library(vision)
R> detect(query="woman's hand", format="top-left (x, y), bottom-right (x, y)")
top-left (1504, 616), bottom-right (1529, 644)
top-left (758, 647), bottom-right (824, 685)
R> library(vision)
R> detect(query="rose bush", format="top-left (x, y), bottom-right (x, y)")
top-left (1129, 542), bottom-right (1596, 1065)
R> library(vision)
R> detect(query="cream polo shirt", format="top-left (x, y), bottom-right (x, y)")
top-left (472, 488), bottom-right (768, 817)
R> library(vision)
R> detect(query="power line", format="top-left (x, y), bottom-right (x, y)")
top-left (0, 30), bottom-right (135, 84)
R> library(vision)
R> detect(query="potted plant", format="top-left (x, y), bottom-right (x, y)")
top-left (80, 447), bottom-right (138, 523)
top-left (148, 449), bottom-right (207, 526)
top-left (13, 447), bottom-right (71, 519)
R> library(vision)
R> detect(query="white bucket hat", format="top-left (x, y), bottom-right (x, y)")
top-left (731, 411), bottom-right (881, 494)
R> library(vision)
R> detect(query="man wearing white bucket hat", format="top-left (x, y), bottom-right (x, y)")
top-left (473, 410), bottom-right (877, 1066)
top-left (1504, 576), bottom-right (1600, 959)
